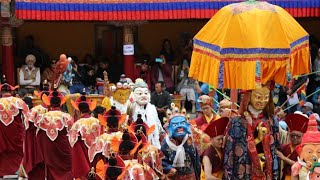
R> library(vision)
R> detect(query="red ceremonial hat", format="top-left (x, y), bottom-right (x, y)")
top-left (0, 75), bottom-right (19, 92)
top-left (41, 84), bottom-right (68, 107)
top-left (285, 112), bottom-right (309, 133)
top-left (203, 117), bottom-right (229, 138)
top-left (301, 113), bottom-right (320, 145)
top-left (70, 89), bottom-right (97, 111)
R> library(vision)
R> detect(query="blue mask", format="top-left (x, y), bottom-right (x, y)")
top-left (167, 116), bottom-right (191, 138)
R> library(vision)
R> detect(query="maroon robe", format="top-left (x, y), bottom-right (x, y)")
top-left (202, 145), bottom-right (223, 175)
top-left (35, 129), bottom-right (73, 179)
top-left (194, 114), bottom-right (218, 131)
top-left (280, 143), bottom-right (298, 180)
top-left (72, 113), bottom-right (92, 179)
top-left (0, 114), bottom-right (24, 176)
top-left (23, 104), bottom-right (47, 176)
top-left (29, 109), bottom-right (73, 180)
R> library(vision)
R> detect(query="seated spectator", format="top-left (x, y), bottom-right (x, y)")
top-left (151, 81), bottom-right (172, 124)
top-left (96, 60), bottom-right (109, 94)
top-left (16, 88), bottom-right (33, 109)
top-left (41, 59), bottom-right (56, 88)
top-left (151, 55), bottom-right (174, 93)
top-left (302, 102), bottom-right (314, 117)
top-left (69, 60), bottom-right (85, 94)
top-left (135, 59), bottom-right (151, 89)
top-left (19, 54), bottom-right (40, 94)
top-left (176, 59), bottom-right (196, 113)
top-left (83, 67), bottom-right (97, 94)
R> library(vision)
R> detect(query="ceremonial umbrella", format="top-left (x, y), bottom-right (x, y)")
top-left (189, 0), bottom-right (310, 90)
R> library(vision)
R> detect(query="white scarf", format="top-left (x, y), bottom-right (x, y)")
top-left (165, 134), bottom-right (189, 167)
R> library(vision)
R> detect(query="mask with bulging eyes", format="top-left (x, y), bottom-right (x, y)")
top-left (250, 86), bottom-right (270, 111)
top-left (167, 116), bottom-right (191, 138)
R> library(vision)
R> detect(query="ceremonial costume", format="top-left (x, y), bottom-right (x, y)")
top-left (201, 117), bottom-right (229, 180)
top-left (0, 80), bottom-right (29, 176)
top-left (279, 112), bottom-right (308, 180)
top-left (34, 87), bottom-right (74, 179)
top-left (128, 78), bottom-right (163, 149)
top-left (107, 74), bottom-right (131, 114)
top-left (22, 81), bottom-right (49, 178)
top-left (68, 92), bottom-right (99, 179)
top-left (224, 86), bottom-right (280, 180)
top-left (161, 113), bottom-right (201, 180)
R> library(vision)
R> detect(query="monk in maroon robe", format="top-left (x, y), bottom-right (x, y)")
top-left (0, 78), bottom-right (29, 177)
top-left (68, 91), bottom-right (100, 179)
top-left (32, 86), bottom-right (74, 179)
top-left (22, 81), bottom-right (49, 178)
top-left (193, 95), bottom-right (220, 130)
top-left (276, 112), bottom-right (309, 180)
top-left (201, 117), bottom-right (229, 180)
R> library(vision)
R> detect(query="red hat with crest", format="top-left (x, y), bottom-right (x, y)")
top-left (0, 75), bottom-right (19, 92)
top-left (285, 111), bottom-right (309, 133)
top-left (203, 117), bottom-right (229, 138)
top-left (41, 84), bottom-right (68, 107)
top-left (98, 106), bottom-right (125, 133)
top-left (70, 88), bottom-right (96, 112)
top-left (34, 79), bottom-right (51, 99)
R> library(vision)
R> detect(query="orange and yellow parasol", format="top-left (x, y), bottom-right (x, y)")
top-left (189, 0), bottom-right (310, 90)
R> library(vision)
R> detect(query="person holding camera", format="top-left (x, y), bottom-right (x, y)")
top-left (135, 59), bottom-right (151, 89)
top-left (151, 81), bottom-right (172, 124)
top-left (151, 55), bottom-right (174, 93)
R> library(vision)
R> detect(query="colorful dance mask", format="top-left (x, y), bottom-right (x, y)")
top-left (250, 86), bottom-right (270, 111)
top-left (167, 116), bottom-right (191, 138)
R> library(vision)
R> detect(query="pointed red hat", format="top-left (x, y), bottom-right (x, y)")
top-left (203, 117), bottom-right (229, 138)
top-left (285, 112), bottom-right (309, 133)
top-left (301, 113), bottom-right (320, 145)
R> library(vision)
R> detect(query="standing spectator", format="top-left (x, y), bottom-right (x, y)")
top-left (160, 38), bottom-right (175, 64)
top-left (19, 54), bottom-right (41, 94)
top-left (176, 59), bottom-right (196, 113)
top-left (151, 55), bottom-right (174, 93)
top-left (302, 102), bottom-right (314, 117)
top-left (135, 59), bottom-right (151, 89)
top-left (41, 59), bottom-right (56, 88)
top-left (151, 81), bottom-right (172, 124)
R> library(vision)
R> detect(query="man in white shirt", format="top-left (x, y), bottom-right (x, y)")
top-left (19, 54), bottom-right (40, 94)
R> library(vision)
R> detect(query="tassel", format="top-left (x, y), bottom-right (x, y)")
top-left (87, 167), bottom-right (96, 179)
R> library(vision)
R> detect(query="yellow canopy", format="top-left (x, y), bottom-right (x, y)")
top-left (189, 1), bottom-right (310, 90)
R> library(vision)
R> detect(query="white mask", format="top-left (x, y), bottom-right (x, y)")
top-left (133, 87), bottom-right (150, 105)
